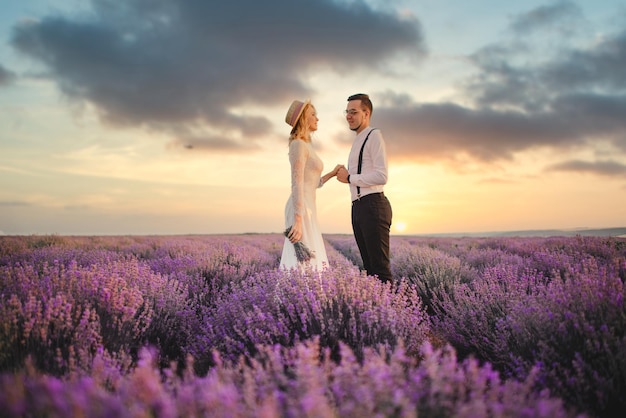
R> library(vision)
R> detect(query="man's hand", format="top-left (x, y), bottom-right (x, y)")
top-left (336, 166), bottom-right (349, 183)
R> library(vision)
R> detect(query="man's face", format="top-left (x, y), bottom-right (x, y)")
top-left (345, 100), bottom-right (367, 132)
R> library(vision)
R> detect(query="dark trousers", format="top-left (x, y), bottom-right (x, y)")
top-left (351, 192), bottom-right (392, 283)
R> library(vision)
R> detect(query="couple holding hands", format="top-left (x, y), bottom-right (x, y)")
top-left (279, 93), bottom-right (393, 284)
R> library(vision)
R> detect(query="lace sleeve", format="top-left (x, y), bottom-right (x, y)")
top-left (288, 140), bottom-right (308, 218)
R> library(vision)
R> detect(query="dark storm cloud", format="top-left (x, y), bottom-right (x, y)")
top-left (373, 3), bottom-right (626, 168)
top-left (10, 0), bottom-right (425, 150)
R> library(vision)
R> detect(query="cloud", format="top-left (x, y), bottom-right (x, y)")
top-left (0, 200), bottom-right (31, 207)
top-left (547, 159), bottom-right (626, 177)
top-left (0, 63), bottom-right (16, 86)
top-left (9, 0), bottom-right (625, 175)
top-left (10, 0), bottom-right (425, 150)
top-left (372, 4), bottom-right (626, 167)
top-left (508, 0), bottom-right (584, 36)
top-left (377, 91), bottom-right (626, 163)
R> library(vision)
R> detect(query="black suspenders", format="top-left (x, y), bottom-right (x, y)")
top-left (356, 128), bottom-right (377, 198)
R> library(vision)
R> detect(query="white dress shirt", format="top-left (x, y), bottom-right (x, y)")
top-left (347, 127), bottom-right (388, 201)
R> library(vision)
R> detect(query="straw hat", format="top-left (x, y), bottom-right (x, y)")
top-left (285, 99), bottom-right (310, 127)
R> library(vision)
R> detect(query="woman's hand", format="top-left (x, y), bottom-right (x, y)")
top-left (288, 216), bottom-right (303, 243)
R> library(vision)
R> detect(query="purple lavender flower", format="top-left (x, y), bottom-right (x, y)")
top-left (284, 227), bottom-right (315, 263)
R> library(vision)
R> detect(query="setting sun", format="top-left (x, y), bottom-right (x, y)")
top-left (394, 221), bottom-right (407, 233)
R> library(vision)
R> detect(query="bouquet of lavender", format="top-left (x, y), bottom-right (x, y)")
top-left (284, 226), bottom-right (315, 263)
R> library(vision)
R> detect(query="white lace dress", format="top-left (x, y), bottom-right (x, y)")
top-left (279, 139), bottom-right (329, 271)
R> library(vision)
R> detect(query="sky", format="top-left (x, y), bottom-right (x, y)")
top-left (1, 0), bottom-right (625, 236)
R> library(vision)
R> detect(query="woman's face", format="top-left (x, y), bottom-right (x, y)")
top-left (305, 105), bottom-right (318, 132)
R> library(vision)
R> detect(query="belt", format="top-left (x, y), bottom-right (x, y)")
top-left (352, 192), bottom-right (384, 204)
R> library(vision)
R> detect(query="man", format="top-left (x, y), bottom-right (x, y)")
top-left (337, 93), bottom-right (393, 283)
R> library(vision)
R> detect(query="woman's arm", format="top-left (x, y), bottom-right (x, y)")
top-left (287, 140), bottom-right (307, 243)
top-left (319, 164), bottom-right (343, 187)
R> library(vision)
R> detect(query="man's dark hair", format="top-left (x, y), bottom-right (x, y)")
top-left (347, 93), bottom-right (373, 115)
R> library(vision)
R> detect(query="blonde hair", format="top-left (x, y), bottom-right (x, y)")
top-left (289, 103), bottom-right (312, 143)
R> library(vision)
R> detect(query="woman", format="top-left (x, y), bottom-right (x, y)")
top-left (280, 99), bottom-right (340, 271)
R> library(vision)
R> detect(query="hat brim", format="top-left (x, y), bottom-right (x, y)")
top-left (286, 99), bottom-right (311, 127)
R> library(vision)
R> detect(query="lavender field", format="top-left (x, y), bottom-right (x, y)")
top-left (0, 233), bottom-right (624, 417)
